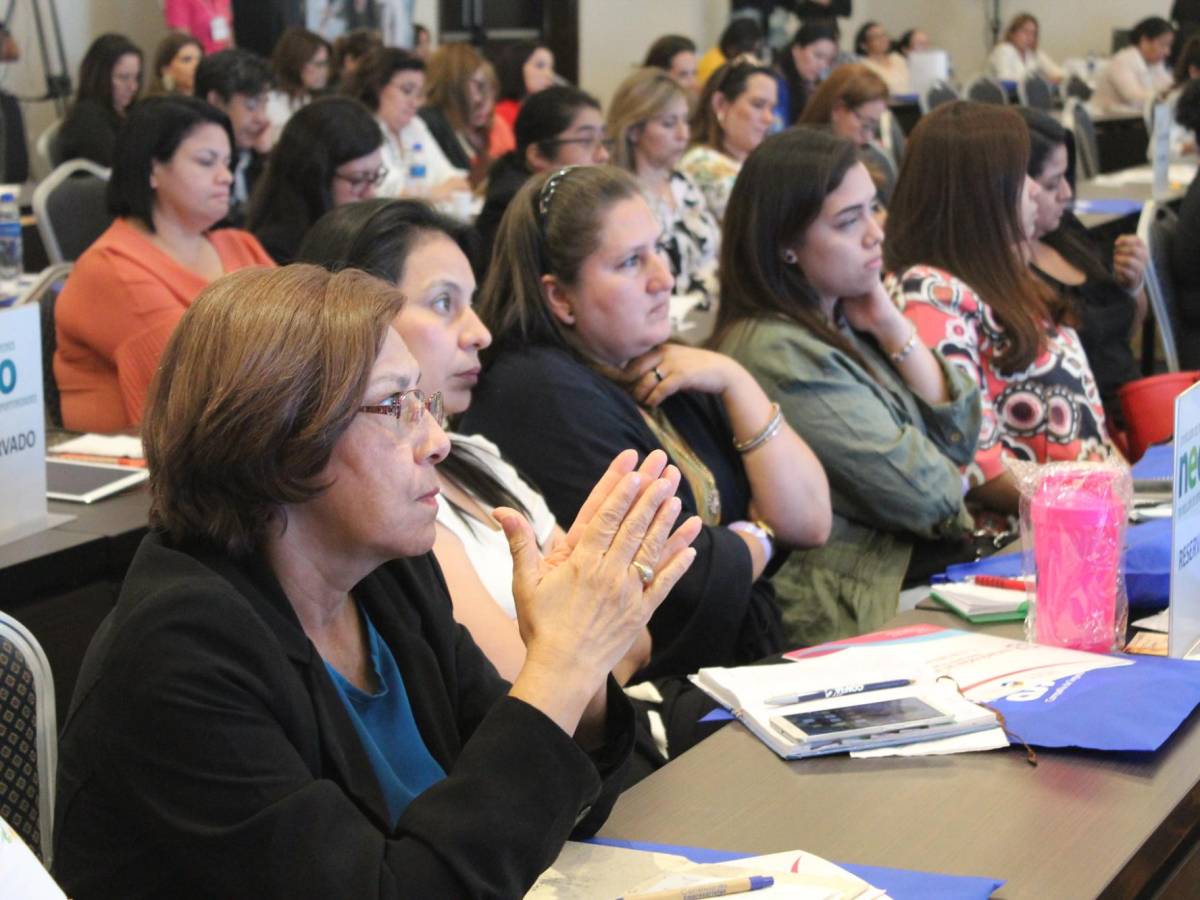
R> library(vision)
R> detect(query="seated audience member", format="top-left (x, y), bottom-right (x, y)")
top-left (988, 13), bottom-right (1063, 85)
top-left (53, 96), bottom-right (273, 434)
top-left (332, 26), bottom-right (382, 89)
top-left (798, 62), bottom-right (896, 202)
top-left (644, 34), bottom-right (700, 101)
top-left (146, 31), bottom-right (203, 97)
top-left (777, 22), bottom-right (839, 124)
top-left (714, 128), bottom-right (979, 644)
top-left (52, 263), bottom-right (678, 897)
top-left (342, 47), bottom-right (469, 201)
top-left (698, 17), bottom-right (765, 87)
top-left (247, 96), bottom-right (385, 264)
top-left (461, 165), bottom-right (832, 678)
top-left (608, 68), bottom-right (722, 329)
top-left (266, 26), bottom-right (332, 142)
top-left (477, 85), bottom-right (608, 268)
top-left (855, 21), bottom-right (910, 95)
top-left (57, 33), bottom-right (142, 168)
top-left (493, 41), bottom-right (556, 130)
top-left (194, 48), bottom-right (273, 227)
top-left (1093, 17), bottom-right (1175, 113)
top-left (895, 29), bottom-right (931, 57)
top-left (1019, 108), bottom-right (1146, 427)
top-left (1157, 35), bottom-right (1200, 160)
top-left (679, 58), bottom-right (777, 223)
top-left (298, 198), bottom-right (660, 685)
top-left (885, 102), bottom-right (1112, 521)
top-left (421, 43), bottom-right (504, 186)
top-left (413, 22), bottom-right (432, 59)
top-left (1172, 79), bottom-right (1200, 366)
top-left (163, 0), bottom-right (233, 54)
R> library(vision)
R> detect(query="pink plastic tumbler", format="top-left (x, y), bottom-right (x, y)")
top-left (1030, 470), bottom-right (1124, 653)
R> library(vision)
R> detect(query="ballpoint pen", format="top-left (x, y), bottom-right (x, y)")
top-left (763, 678), bottom-right (915, 707)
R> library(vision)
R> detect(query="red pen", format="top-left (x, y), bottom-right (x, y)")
top-left (969, 575), bottom-right (1032, 591)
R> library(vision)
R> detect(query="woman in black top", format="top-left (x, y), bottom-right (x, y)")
top-left (246, 96), bottom-right (384, 263)
top-left (56, 33), bottom-right (143, 167)
top-left (461, 165), bottom-right (832, 677)
top-left (1018, 108), bottom-right (1148, 427)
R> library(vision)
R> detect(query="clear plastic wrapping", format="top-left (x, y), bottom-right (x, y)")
top-left (1011, 459), bottom-right (1133, 653)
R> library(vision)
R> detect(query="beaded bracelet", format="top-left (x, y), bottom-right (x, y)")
top-left (734, 402), bottom-right (783, 454)
top-left (889, 323), bottom-right (920, 365)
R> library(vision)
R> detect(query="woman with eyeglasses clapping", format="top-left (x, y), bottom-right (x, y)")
top-left (246, 96), bottom-right (384, 264)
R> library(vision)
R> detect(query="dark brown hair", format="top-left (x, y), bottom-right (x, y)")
top-left (711, 127), bottom-right (874, 372)
top-left (798, 63), bottom-right (889, 126)
top-left (884, 101), bottom-right (1064, 373)
top-left (690, 58), bottom-right (778, 152)
top-left (272, 26), bottom-right (331, 99)
top-left (478, 165), bottom-right (645, 355)
top-left (74, 32), bottom-right (142, 115)
top-left (143, 265), bottom-right (403, 556)
top-left (148, 31), bottom-right (202, 96)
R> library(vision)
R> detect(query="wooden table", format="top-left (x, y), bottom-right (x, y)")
top-left (599, 609), bottom-right (1200, 899)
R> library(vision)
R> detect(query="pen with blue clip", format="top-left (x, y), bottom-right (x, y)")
top-left (617, 874), bottom-right (775, 900)
top-left (763, 678), bottom-right (915, 707)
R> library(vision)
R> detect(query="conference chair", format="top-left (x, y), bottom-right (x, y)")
top-left (1064, 74), bottom-right (1092, 102)
top-left (32, 159), bottom-right (113, 264)
top-left (0, 611), bottom-right (57, 867)
top-left (34, 119), bottom-right (63, 173)
top-left (16, 262), bottom-right (72, 428)
top-left (965, 75), bottom-right (1008, 105)
top-left (1018, 74), bottom-right (1055, 111)
top-left (1063, 100), bottom-right (1101, 179)
top-left (919, 79), bottom-right (960, 115)
top-left (1138, 201), bottom-right (1182, 373)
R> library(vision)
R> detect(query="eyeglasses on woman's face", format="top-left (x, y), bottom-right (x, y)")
top-left (334, 165), bottom-right (389, 190)
top-left (358, 389), bottom-right (445, 440)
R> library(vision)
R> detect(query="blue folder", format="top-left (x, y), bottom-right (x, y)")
top-left (587, 837), bottom-right (1004, 900)
top-left (1132, 443), bottom-right (1173, 480)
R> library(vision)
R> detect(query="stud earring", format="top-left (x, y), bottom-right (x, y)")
top-left (783, 249), bottom-right (798, 265)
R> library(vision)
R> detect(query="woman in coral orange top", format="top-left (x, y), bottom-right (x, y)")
top-left (55, 95), bottom-right (274, 434)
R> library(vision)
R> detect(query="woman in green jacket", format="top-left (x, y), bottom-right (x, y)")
top-left (713, 127), bottom-right (980, 645)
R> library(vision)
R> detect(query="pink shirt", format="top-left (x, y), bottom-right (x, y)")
top-left (164, 0), bottom-right (233, 54)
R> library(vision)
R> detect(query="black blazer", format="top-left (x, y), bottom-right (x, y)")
top-left (53, 532), bottom-right (633, 899)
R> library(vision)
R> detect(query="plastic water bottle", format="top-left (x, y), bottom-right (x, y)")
top-left (0, 191), bottom-right (22, 282)
top-left (407, 142), bottom-right (429, 199)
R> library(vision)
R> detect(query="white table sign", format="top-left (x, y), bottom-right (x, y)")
top-left (0, 304), bottom-right (50, 546)
top-left (1170, 381), bottom-right (1200, 658)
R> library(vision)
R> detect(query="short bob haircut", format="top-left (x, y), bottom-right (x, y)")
top-left (107, 95), bottom-right (234, 230)
top-left (272, 26), bottom-right (331, 98)
top-left (74, 32), bottom-right (143, 112)
top-left (1131, 16), bottom-right (1175, 45)
top-left (194, 48), bottom-right (272, 103)
top-left (798, 63), bottom-right (889, 126)
top-left (478, 165), bottom-right (645, 355)
top-left (342, 46), bottom-right (424, 112)
top-left (643, 34), bottom-right (696, 71)
top-left (144, 264), bottom-right (403, 557)
top-left (148, 30), bottom-right (203, 96)
top-left (690, 58), bottom-right (778, 152)
top-left (245, 96), bottom-right (383, 243)
top-left (606, 67), bottom-right (688, 171)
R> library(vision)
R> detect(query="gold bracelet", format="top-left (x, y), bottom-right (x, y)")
top-left (734, 402), bottom-right (783, 453)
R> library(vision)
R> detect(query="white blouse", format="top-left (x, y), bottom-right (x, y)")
top-left (988, 42), bottom-right (1063, 84)
top-left (264, 90), bottom-right (308, 147)
top-left (1093, 46), bottom-right (1173, 113)
top-left (436, 433), bottom-right (557, 619)
top-left (376, 114), bottom-right (468, 199)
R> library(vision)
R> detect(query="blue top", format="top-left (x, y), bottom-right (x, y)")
top-left (324, 607), bottom-right (446, 827)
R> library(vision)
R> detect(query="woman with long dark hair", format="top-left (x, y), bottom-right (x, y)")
top-left (713, 128), bottom-right (978, 644)
top-left (246, 96), bottom-right (384, 263)
top-left (777, 22), bottom-right (838, 124)
top-left (886, 102), bottom-right (1113, 520)
top-left (492, 41), bottom-right (556, 129)
top-left (57, 33), bottom-right (143, 167)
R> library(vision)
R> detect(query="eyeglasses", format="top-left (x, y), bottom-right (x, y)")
top-left (359, 389), bottom-right (444, 437)
top-left (851, 108), bottom-right (882, 137)
top-left (545, 135), bottom-right (616, 153)
top-left (334, 165), bottom-right (389, 189)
